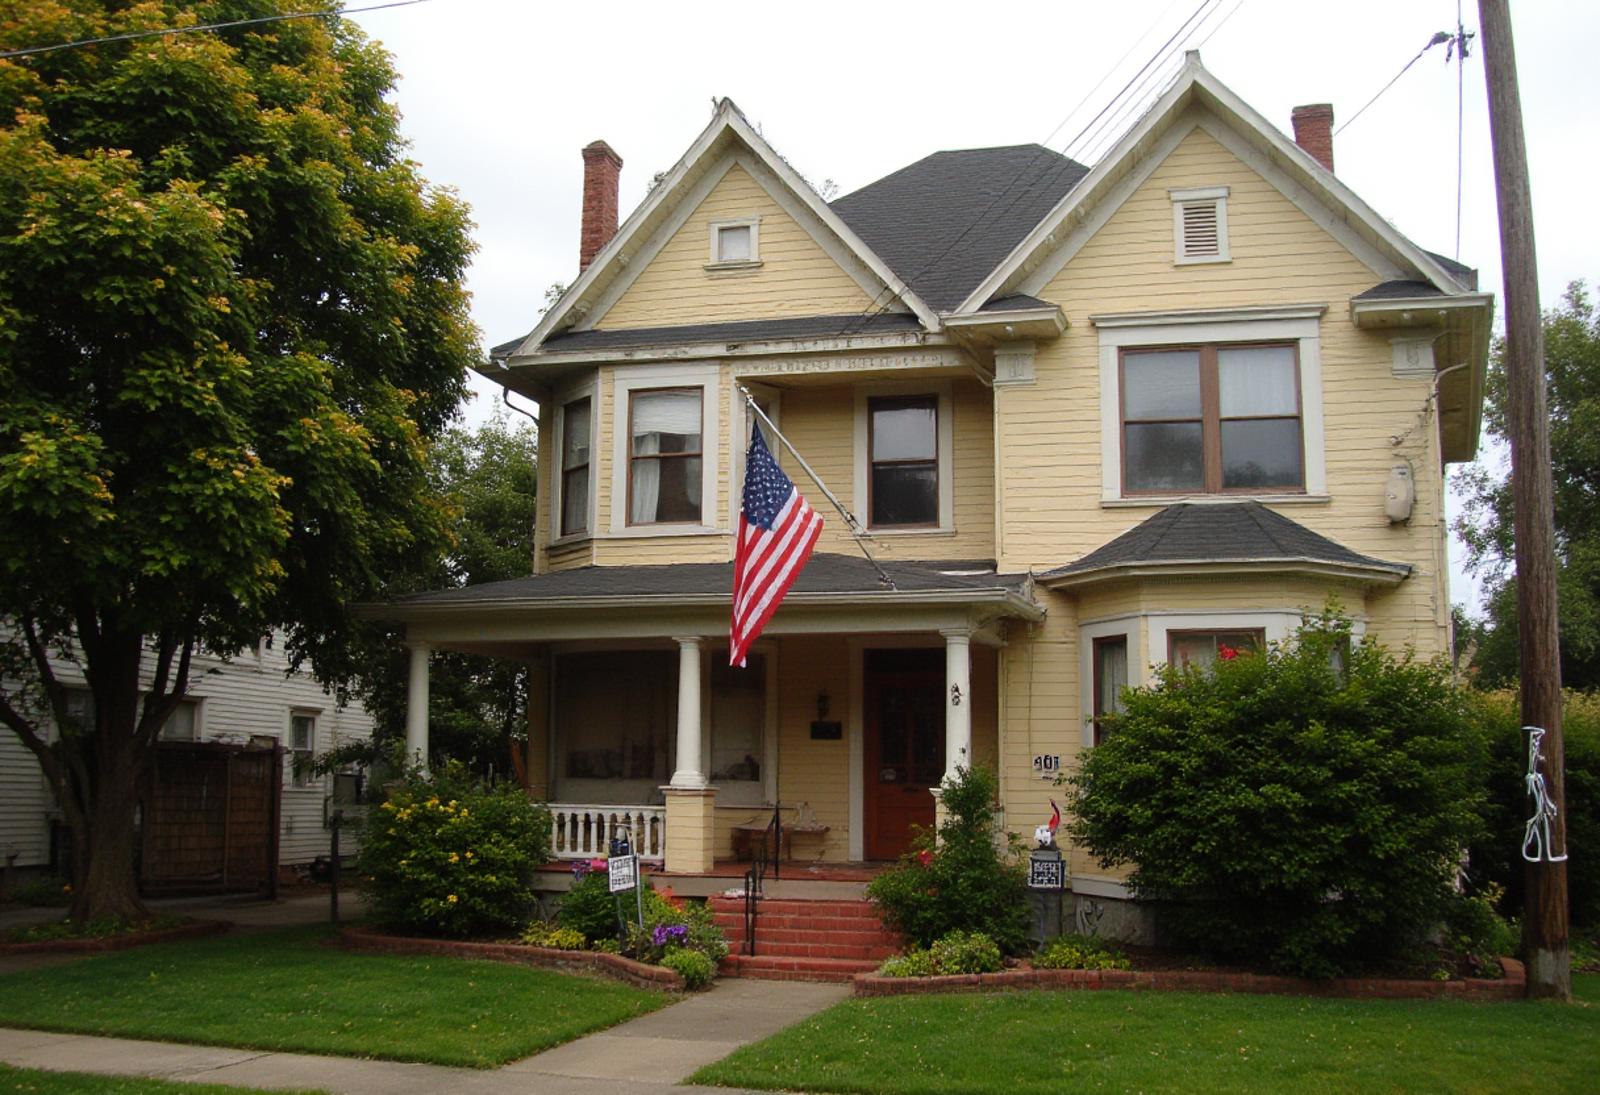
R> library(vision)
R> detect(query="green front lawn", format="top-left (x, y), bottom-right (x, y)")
top-left (0, 1064), bottom-right (322, 1094)
top-left (0, 926), bottom-right (667, 1068)
top-left (693, 973), bottom-right (1600, 1094)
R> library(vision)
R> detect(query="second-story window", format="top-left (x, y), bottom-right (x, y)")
top-left (1121, 343), bottom-right (1303, 495)
top-left (560, 397), bottom-right (591, 537)
top-left (629, 387), bottom-right (704, 525)
top-left (868, 395), bottom-right (939, 528)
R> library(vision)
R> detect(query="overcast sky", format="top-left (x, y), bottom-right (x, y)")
top-left (349, 0), bottom-right (1599, 613)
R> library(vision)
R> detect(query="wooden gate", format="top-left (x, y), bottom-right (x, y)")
top-left (139, 741), bottom-right (282, 898)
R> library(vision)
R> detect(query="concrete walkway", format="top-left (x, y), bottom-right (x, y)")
top-left (0, 976), bottom-right (849, 1093)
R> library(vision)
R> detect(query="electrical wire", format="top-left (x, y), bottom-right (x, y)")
top-left (0, 0), bottom-right (439, 61)
top-left (1334, 29), bottom-right (1452, 137)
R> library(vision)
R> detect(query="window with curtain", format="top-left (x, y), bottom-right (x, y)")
top-left (629, 388), bottom-right (703, 524)
top-left (1121, 343), bottom-right (1302, 494)
top-left (1092, 636), bottom-right (1128, 745)
top-left (1168, 629), bottom-right (1264, 672)
top-left (868, 394), bottom-right (938, 527)
top-left (716, 224), bottom-right (752, 263)
top-left (710, 653), bottom-right (766, 805)
top-left (554, 650), bottom-right (676, 804)
top-left (560, 397), bottom-right (591, 537)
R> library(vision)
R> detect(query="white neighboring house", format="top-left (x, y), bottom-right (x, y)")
top-left (0, 630), bottom-right (375, 872)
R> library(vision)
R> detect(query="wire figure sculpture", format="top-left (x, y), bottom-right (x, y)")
top-left (1521, 727), bottom-right (1569, 863)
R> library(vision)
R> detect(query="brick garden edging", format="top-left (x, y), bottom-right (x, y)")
top-left (853, 957), bottom-right (1525, 1001)
top-left (338, 926), bottom-right (686, 992)
top-left (0, 918), bottom-right (229, 955)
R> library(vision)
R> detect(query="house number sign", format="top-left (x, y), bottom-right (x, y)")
top-left (1027, 854), bottom-right (1065, 891)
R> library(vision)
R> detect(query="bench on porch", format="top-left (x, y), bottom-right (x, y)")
top-left (731, 802), bottom-right (828, 862)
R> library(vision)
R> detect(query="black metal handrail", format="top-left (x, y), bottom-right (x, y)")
top-left (742, 801), bottom-right (782, 956)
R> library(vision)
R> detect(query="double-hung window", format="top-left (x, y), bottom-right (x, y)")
top-left (560, 397), bottom-right (591, 538)
top-left (1121, 343), bottom-right (1303, 494)
top-left (867, 395), bottom-right (939, 528)
top-left (290, 713), bottom-right (316, 788)
top-left (1091, 636), bottom-right (1128, 746)
top-left (628, 387), bottom-right (704, 525)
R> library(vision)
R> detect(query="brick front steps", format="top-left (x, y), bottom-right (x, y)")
top-left (852, 957), bottom-right (1527, 1001)
top-left (710, 895), bottom-right (900, 982)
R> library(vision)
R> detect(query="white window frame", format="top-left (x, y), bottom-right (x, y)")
top-left (288, 709), bottom-right (318, 789)
top-left (1170, 185), bottom-right (1230, 265)
top-left (159, 698), bottom-right (202, 742)
top-left (608, 363), bottom-right (723, 537)
top-left (701, 641), bottom-right (779, 808)
top-left (853, 380), bottom-right (955, 535)
top-left (1078, 616), bottom-right (1144, 748)
top-left (707, 216), bottom-right (762, 270)
top-left (550, 377), bottom-right (598, 545)
top-left (1095, 308), bottom-right (1327, 503)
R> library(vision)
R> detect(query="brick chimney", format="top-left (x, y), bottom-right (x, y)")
top-left (1290, 104), bottom-right (1335, 172)
top-left (579, 140), bottom-right (623, 272)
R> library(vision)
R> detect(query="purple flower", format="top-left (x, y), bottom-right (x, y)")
top-left (651, 923), bottom-right (688, 947)
top-left (571, 861), bottom-right (591, 879)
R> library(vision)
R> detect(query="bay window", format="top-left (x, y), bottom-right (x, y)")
top-left (559, 397), bottom-right (591, 537)
top-left (628, 387), bottom-right (704, 525)
top-left (1091, 636), bottom-right (1128, 745)
top-left (1168, 628), bottom-right (1264, 671)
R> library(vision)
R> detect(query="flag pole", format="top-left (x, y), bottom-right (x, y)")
top-left (736, 384), bottom-right (896, 590)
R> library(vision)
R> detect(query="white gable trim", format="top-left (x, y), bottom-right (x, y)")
top-left (514, 101), bottom-right (937, 357)
top-left (956, 54), bottom-right (1462, 315)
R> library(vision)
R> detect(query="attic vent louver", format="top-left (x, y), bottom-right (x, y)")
top-left (1170, 186), bottom-right (1230, 265)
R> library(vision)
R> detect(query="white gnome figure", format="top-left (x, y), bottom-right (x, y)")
top-left (1034, 799), bottom-right (1061, 849)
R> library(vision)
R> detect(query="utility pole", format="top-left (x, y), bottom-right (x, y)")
top-left (1477, 0), bottom-right (1568, 1001)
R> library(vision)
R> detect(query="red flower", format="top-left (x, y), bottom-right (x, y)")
top-left (1218, 645), bottom-right (1238, 661)
top-left (917, 849), bottom-right (934, 867)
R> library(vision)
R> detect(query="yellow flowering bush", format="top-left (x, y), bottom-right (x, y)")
top-left (360, 762), bottom-right (550, 937)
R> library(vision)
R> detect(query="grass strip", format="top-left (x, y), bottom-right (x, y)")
top-left (692, 972), bottom-right (1600, 1094)
top-left (0, 925), bottom-right (668, 1068)
top-left (0, 1063), bottom-right (323, 1094)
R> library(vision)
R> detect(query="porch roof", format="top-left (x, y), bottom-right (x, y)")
top-left (366, 553), bottom-right (1040, 622)
top-left (1036, 502), bottom-right (1412, 589)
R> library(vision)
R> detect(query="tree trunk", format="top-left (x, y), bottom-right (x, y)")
top-left (68, 769), bottom-right (149, 923)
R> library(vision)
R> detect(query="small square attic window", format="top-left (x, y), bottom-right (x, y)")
top-left (1170, 186), bottom-right (1229, 264)
top-left (708, 218), bottom-right (760, 268)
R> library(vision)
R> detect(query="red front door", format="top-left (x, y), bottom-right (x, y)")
top-left (864, 650), bottom-right (945, 861)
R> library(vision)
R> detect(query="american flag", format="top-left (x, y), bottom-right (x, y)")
top-left (731, 427), bottom-right (822, 667)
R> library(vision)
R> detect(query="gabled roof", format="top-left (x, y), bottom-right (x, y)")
top-left (1037, 502), bottom-right (1411, 588)
top-left (830, 146), bottom-right (1089, 313)
top-left (955, 52), bottom-right (1478, 314)
top-left (533, 312), bottom-right (922, 355)
top-left (508, 99), bottom-right (939, 360)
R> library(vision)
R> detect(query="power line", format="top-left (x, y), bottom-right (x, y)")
top-left (1334, 29), bottom-right (1452, 137)
top-left (0, 0), bottom-right (439, 61)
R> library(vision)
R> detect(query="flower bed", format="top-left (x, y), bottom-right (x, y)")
top-left (0, 917), bottom-right (229, 954)
top-left (338, 925), bottom-right (686, 991)
top-left (853, 957), bottom-right (1526, 1000)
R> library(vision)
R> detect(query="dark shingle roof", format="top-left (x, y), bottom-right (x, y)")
top-left (525, 312), bottom-right (922, 355)
top-left (831, 145), bottom-right (1089, 313)
top-left (1039, 502), bottom-right (1410, 581)
top-left (1422, 249), bottom-right (1478, 290)
top-left (390, 553), bottom-right (1027, 607)
top-left (1353, 279), bottom-right (1445, 301)
top-left (979, 293), bottom-right (1054, 313)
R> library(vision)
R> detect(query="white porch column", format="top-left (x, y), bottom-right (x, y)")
top-left (942, 628), bottom-right (972, 783)
top-left (405, 641), bottom-right (430, 770)
top-left (669, 636), bottom-right (706, 788)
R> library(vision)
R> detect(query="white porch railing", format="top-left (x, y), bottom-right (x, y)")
top-left (550, 804), bottom-right (667, 864)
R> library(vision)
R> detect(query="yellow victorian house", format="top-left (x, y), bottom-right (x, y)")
top-left (371, 52), bottom-right (1490, 958)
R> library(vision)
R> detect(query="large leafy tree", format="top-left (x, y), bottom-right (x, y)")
top-left (0, 3), bottom-right (478, 922)
top-left (350, 411), bottom-right (538, 775)
top-left (1456, 281), bottom-right (1600, 687)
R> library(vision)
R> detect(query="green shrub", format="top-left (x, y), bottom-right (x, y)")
top-left (660, 946), bottom-right (716, 989)
top-left (1467, 689), bottom-right (1600, 929)
top-left (1442, 888), bottom-right (1517, 978)
top-left (1069, 608), bottom-right (1487, 979)
top-left (359, 762), bottom-right (550, 938)
top-left (519, 921), bottom-right (587, 950)
top-left (1033, 934), bottom-right (1131, 971)
top-left (877, 930), bottom-right (1003, 977)
top-left (559, 867), bottom-right (628, 943)
top-left (866, 765), bottom-right (1030, 954)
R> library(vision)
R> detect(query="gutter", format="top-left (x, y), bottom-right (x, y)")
top-left (1036, 557), bottom-right (1412, 590)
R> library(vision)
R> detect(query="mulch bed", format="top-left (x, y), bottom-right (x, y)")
top-left (338, 926), bottom-right (686, 992)
top-left (0, 918), bottom-right (230, 955)
top-left (853, 956), bottom-right (1525, 1001)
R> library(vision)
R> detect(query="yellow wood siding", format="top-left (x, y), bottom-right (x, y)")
top-left (598, 164), bottom-right (876, 330)
top-left (997, 124), bottom-right (1448, 661)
